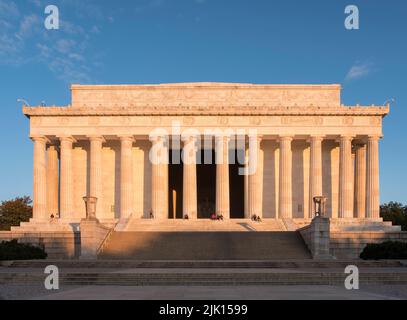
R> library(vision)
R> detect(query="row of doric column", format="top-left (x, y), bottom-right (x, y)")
top-left (31, 134), bottom-right (381, 221)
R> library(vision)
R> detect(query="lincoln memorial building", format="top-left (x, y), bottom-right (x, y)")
top-left (23, 83), bottom-right (387, 222)
top-left (6, 82), bottom-right (401, 260)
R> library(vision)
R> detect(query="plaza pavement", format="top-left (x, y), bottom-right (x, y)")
top-left (1, 284), bottom-right (407, 300)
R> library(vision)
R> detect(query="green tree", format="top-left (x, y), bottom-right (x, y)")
top-left (0, 196), bottom-right (33, 231)
top-left (380, 202), bottom-right (407, 231)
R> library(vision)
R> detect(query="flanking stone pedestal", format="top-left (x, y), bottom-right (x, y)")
top-left (80, 218), bottom-right (111, 260)
top-left (299, 216), bottom-right (333, 260)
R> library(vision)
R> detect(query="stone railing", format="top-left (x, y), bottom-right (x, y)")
top-left (0, 229), bottom-right (80, 259)
top-left (96, 224), bottom-right (117, 256)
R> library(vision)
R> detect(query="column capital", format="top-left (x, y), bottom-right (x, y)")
top-left (352, 142), bottom-right (367, 152)
top-left (353, 141), bottom-right (366, 147)
top-left (47, 144), bottom-right (60, 153)
top-left (30, 135), bottom-right (50, 143)
top-left (181, 134), bottom-right (198, 143)
top-left (308, 135), bottom-right (325, 142)
top-left (58, 136), bottom-right (77, 143)
top-left (367, 135), bottom-right (382, 142)
top-left (337, 135), bottom-right (355, 142)
top-left (214, 134), bottom-right (231, 142)
top-left (87, 135), bottom-right (106, 143)
top-left (278, 135), bottom-right (293, 142)
top-left (149, 134), bottom-right (168, 143)
top-left (118, 135), bottom-right (135, 142)
top-left (247, 134), bottom-right (263, 142)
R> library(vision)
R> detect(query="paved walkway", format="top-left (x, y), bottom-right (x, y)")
top-left (2, 284), bottom-right (404, 300)
top-left (1, 265), bottom-right (406, 300)
top-left (2, 267), bottom-right (407, 274)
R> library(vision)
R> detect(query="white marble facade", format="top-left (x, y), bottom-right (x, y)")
top-left (25, 83), bottom-right (387, 224)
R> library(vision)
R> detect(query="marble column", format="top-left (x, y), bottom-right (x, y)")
top-left (182, 135), bottom-right (198, 219)
top-left (32, 136), bottom-right (48, 220)
top-left (354, 143), bottom-right (366, 218)
top-left (279, 136), bottom-right (293, 219)
top-left (244, 147), bottom-right (249, 218)
top-left (215, 135), bottom-right (230, 218)
top-left (151, 135), bottom-right (169, 219)
top-left (89, 136), bottom-right (105, 218)
top-left (46, 145), bottom-right (59, 218)
top-left (338, 135), bottom-right (354, 218)
top-left (60, 136), bottom-right (75, 219)
top-left (248, 135), bottom-right (263, 218)
top-left (120, 136), bottom-right (134, 220)
top-left (366, 136), bottom-right (380, 218)
top-left (309, 136), bottom-right (323, 218)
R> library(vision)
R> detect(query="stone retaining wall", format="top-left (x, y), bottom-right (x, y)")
top-left (0, 230), bottom-right (80, 259)
top-left (331, 231), bottom-right (407, 259)
top-left (298, 218), bottom-right (407, 259)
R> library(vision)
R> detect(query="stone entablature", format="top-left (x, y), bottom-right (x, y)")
top-left (70, 83), bottom-right (342, 108)
top-left (24, 84), bottom-right (388, 139)
top-left (25, 114), bottom-right (385, 139)
top-left (23, 105), bottom-right (389, 116)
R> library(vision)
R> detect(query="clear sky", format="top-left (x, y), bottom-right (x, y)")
top-left (0, 0), bottom-right (406, 204)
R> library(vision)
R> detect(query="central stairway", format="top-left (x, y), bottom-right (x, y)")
top-left (98, 231), bottom-right (311, 260)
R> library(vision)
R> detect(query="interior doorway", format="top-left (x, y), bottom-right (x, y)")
top-left (197, 149), bottom-right (216, 218)
top-left (168, 148), bottom-right (245, 219)
top-left (168, 149), bottom-right (183, 219)
top-left (229, 148), bottom-right (245, 218)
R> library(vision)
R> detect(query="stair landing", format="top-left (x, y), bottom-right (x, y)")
top-left (122, 218), bottom-right (286, 232)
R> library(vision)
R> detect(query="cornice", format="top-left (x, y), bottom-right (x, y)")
top-left (70, 83), bottom-right (342, 90)
top-left (23, 105), bottom-right (390, 117)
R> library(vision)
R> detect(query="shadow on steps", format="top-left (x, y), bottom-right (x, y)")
top-left (98, 231), bottom-right (312, 260)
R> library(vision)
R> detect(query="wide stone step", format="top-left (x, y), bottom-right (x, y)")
top-left (98, 231), bottom-right (311, 260)
top-left (2, 271), bottom-right (407, 286)
top-left (3, 259), bottom-right (405, 269)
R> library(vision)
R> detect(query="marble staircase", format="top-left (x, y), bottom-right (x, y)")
top-left (98, 230), bottom-right (311, 260)
top-left (2, 260), bottom-right (407, 286)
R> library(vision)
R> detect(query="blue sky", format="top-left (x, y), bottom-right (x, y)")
top-left (0, 0), bottom-right (406, 203)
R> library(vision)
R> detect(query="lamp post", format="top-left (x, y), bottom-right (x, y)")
top-left (83, 196), bottom-right (98, 220)
top-left (17, 98), bottom-right (30, 106)
top-left (313, 196), bottom-right (327, 217)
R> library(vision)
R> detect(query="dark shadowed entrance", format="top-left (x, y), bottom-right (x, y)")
top-left (169, 148), bottom-right (244, 219)
top-left (229, 148), bottom-right (245, 218)
top-left (168, 149), bottom-right (183, 219)
top-left (197, 149), bottom-right (216, 218)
